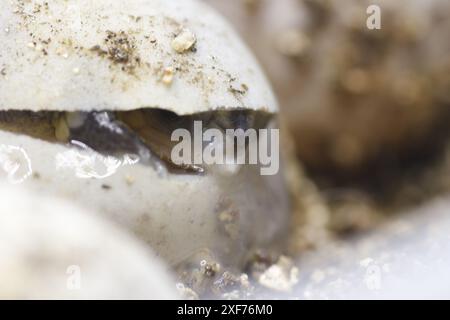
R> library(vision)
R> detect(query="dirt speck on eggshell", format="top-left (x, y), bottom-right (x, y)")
top-left (171, 28), bottom-right (197, 53)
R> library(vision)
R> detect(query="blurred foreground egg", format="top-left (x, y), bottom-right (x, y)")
top-left (0, 185), bottom-right (178, 299)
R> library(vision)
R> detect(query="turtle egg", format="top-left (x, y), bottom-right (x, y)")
top-left (0, 185), bottom-right (178, 299)
top-left (0, 0), bottom-right (290, 271)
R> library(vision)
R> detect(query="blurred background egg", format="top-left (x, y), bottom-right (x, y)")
top-left (206, 0), bottom-right (450, 194)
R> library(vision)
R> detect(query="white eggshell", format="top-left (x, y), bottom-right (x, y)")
top-left (0, 131), bottom-right (290, 267)
top-left (0, 0), bottom-right (277, 115)
top-left (0, 185), bottom-right (178, 299)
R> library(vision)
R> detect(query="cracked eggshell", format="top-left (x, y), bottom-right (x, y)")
top-left (0, 130), bottom-right (290, 268)
top-left (0, 185), bottom-right (178, 299)
top-left (0, 0), bottom-right (289, 269)
top-left (0, 0), bottom-right (277, 115)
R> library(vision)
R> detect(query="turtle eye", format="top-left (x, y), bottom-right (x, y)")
top-left (205, 110), bottom-right (272, 132)
top-left (209, 110), bottom-right (255, 131)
